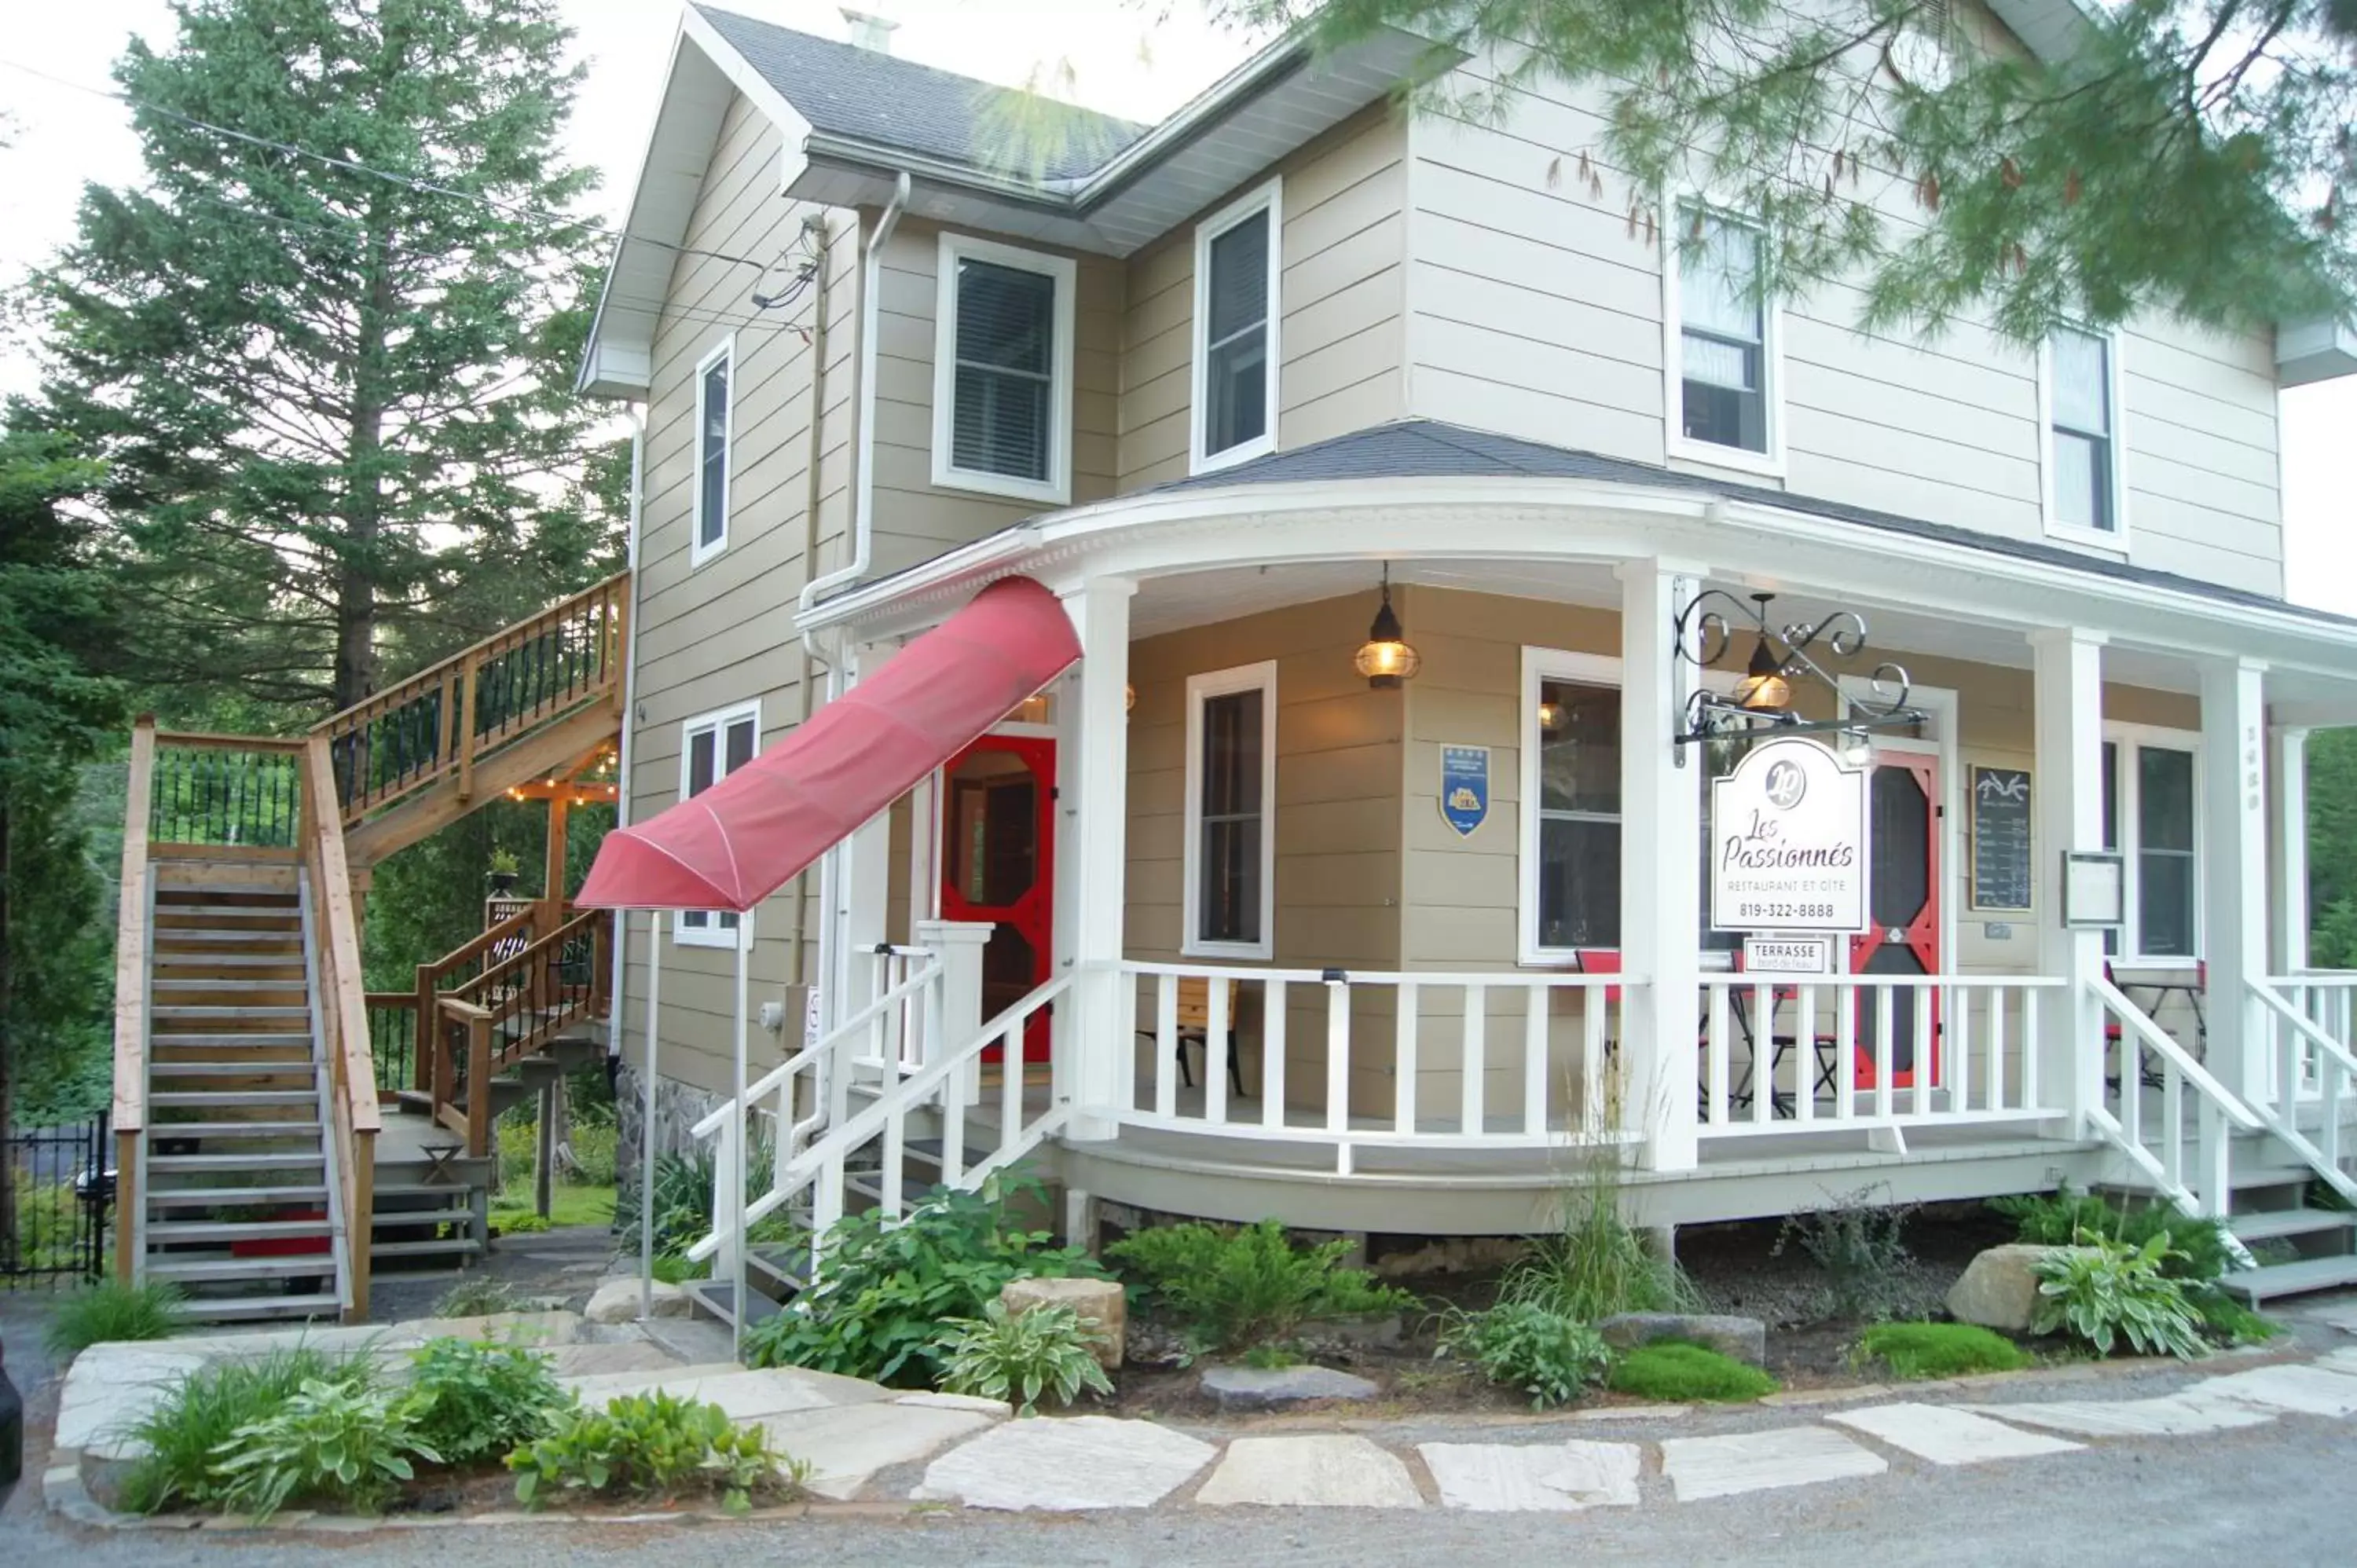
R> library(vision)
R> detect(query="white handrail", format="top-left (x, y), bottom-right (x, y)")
top-left (2092, 975), bottom-right (2261, 1130)
top-left (685, 955), bottom-right (943, 1140)
top-left (2246, 978), bottom-right (2357, 1205)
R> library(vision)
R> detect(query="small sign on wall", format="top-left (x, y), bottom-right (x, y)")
top-left (1439, 745), bottom-right (1490, 838)
top-left (1742, 934), bottom-right (1838, 975)
top-left (1710, 737), bottom-right (1871, 934)
top-left (1969, 765), bottom-right (2034, 913)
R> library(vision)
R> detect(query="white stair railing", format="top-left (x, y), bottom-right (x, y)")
top-left (2088, 974), bottom-right (2261, 1219)
top-left (2249, 977), bottom-right (2357, 1206)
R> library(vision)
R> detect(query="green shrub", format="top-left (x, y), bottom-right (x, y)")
top-left (744, 1182), bottom-right (1101, 1386)
top-left (1992, 1187), bottom-right (2235, 1283)
top-left (1606, 1340), bottom-right (1779, 1402)
top-left (1856, 1321), bottom-right (2028, 1379)
top-left (614, 1139), bottom-right (787, 1262)
top-left (565, 1121), bottom-right (619, 1187)
top-left (432, 1277), bottom-right (523, 1319)
top-left (2030, 1233), bottom-right (2207, 1359)
top-left (408, 1335), bottom-right (572, 1464)
top-left (1503, 1149), bottom-right (1697, 1322)
top-left (651, 1251), bottom-right (698, 1285)
top-left (119, 1348), bottom-right (362, 1514)
top-left (495, 1211), bottom-right (553, 1234)
top-left (506, 1390), bottom-right (805, 1515)
top-left (1106, 1218), bottom-right (1415, 1354)
top-left (211, 1376), bottom-right (439, 1520)
top-left (1775, 1187), bottom-right (1915, 1320)
top-left (2190, 1288), bottom-right (2280, 1346)
top-left (46, 1279), bottom-right (185, 1356)
top-left (1438, 1302), bottom-right (1611, 1409)
top-left (937, 1301), bottom-right (1113, 1416)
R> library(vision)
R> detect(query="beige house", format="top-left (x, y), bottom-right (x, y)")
top-left (581, 3), bottom-right (2357, 1307)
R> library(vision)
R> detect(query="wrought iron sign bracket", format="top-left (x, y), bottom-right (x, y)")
top-left (1670, 587), bottom-right (1926, 767)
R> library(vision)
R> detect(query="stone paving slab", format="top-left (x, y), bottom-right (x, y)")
top-left (1970, 1394), bottom-right (2275, 1439)
top-left (546, 1341), bottom-right (682, 1378)
top-left (1195, 1434), bottom-right (1424, 1509)
top-left (56, 1344), bottom-right (208, 1461)
top-left (1660, 1425), bottom-right (1888, 1502)
top-left (1828, 1403), bottom-right (2084, 1466)
top-left (915, 1416), bottom-right (1216, 1511)
top-left (768, 1401), bottom-right (999, 1501)
top-left (2298, 1303), bottom-right (2357, 1336)
top-left (1417, 1441), bottom-right (1641, 1512)
top-left (2192, 1364), bottom-right (2357, 1417)
top-left (558, 1364), bottom-right (895, 1420)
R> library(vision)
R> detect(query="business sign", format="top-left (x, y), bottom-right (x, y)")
top-left (1710, 737), bottom-right (1870, 934)
top-left (1742, 934), bottom-right (1838, 975)
top-left (1439, 745), bottom-right (1490, 837)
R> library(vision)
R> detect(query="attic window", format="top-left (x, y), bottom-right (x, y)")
top-left (932, 233), bottom-right (1076, 505)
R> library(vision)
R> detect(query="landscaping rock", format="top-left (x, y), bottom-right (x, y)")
top-left (1001, 1276), bottom-right (1126, 1369)
top-left (1597, 1312), bottom-right (1767, 1366)
top-left (1298, 1313), bottom-right (1406, 1355)
top-left (57, 1343), bottom-right (206, 1462)
top-left (584, 1278), bottom-right (691, 1324)
top-left (1945, 1244), bottom-right (2065, 1333)
top-left (1199, 1363), bottom-right (1380, 1412)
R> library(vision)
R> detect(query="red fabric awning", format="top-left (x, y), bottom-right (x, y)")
top-left (576, 576), bottom-right (1080, 912)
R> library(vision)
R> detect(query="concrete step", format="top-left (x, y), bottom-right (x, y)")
top-left (146, 1183), bottom-right (328, 1207)
top-left (147, 1218), bottom-right (332, 1245)
top-left (2228, 1207), bottom-right (2357, 1243)
top-left (2222, 1252), bottom-right (2357, 1302)
top-left (146, 1253), bottom-right (332, 1281)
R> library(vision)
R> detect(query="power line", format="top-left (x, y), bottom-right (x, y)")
top-left (0, 56), bottom-right (773, 273)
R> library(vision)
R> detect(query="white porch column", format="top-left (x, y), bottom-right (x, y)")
top-left (2271, 725), bottom-right (2312, 975)
top-left (2030, 628), bottom-right (2106, 1133)
top-left (2201, 657), bottom-right (2270, 1102)
top-left (1054, 577), bottom-right (1135, 1142)
top-left (915, 918), bottom-right (991, 1102)
top-left (835, 639), bottom-right (893, 1020)
top-left (1618, 560), bottom-right (1702, 1172)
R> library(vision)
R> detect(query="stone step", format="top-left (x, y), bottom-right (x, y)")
top-left (2221, 1252), bottom-right (2357, 1302)
top-left (2229, 1207), bottom-right (2357, 1242)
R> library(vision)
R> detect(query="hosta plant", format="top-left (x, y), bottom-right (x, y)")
top-left (2030, 1233), bottom-right (2208, 1360)
top-left (407, 1334), bottom-right (572, 1463)
top-left (209, 1377), bottom-right (439, 1520)
top-left (1436, 1302), bottom-right (1611, 1410)
top-left (506, 1390), bottom-right (805, 1515)
top-left (937, 1301), bottom-right (1113, 1416)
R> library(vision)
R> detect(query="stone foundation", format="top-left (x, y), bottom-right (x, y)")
top-left (614, 1061), bottom-right (730, 1199)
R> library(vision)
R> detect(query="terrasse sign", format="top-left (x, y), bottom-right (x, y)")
top-left (1710, 737), bottom-right (1870, 934)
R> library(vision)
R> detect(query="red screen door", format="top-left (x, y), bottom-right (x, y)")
top-left (938, 735), bottom-right (1055, 1062)
top-left (1849, 750), bottom-right (1941, 1089)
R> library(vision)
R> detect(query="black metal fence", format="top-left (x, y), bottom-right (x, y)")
top-left (5, 1117), bottom-right (111, 1288)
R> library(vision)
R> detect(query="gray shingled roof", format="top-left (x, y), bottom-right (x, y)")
top-left (696, 6), bottom-right (1148, 181)
top-left (1153, 419), bottom-right (2340, 626)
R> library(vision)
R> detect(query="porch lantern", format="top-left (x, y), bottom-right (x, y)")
top-left (1735, 633), bottom-right (1792, 713)
top-left (1671, 587), bottom-right (1926, 764)
top-left (1354, 566), bottom-right (1420, 689)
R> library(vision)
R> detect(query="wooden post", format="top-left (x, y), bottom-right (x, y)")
top-left (438, 667), bottom-right (458, 782)
top-left (347, 1130), bottom-right (375, 1321)
top-left (467, 1013), bottom-right (494, 1158)
top-left (413, 963), bottom-right (438, 1097)
top-left (545, 791), bottom-right (571, 904)
top-left (456, 650), bottom-right (481, 804)
top-left (534, 1079), bottom-right (556, 1219)
top-left (113, 1129), bottom-right (139, 1284)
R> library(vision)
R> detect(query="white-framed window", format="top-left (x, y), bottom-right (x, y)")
top-left (930, 232), bottom-right (1076, 505)
top-left (1189, 178), bottom-right (1281, 474)
top-left (673, 700), bottom-right (761, 947)
top-left (1182, 661), bottom-right (1277, 959)
top-left (2102, 724), bottom-right (2200, 965)
top-left (1519, 648), bottom-right (1626, 962)
top-left (691, 336), bottom-right (735, 566)
top-left (1663, 202), bottom-right (1784, 476)
top-left (2040, 324), bottom-right (2128, 546)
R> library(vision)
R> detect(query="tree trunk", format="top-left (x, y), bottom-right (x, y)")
top-left (333, 219), bottom-right (397, 714)
top-left (0, 796), bottom-right (18, 1272)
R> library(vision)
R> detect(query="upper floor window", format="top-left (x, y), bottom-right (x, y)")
top-left (2102, 729), bottom-right (2198, 964)
top-left (932, 233), bottom-right (1075, 505)
top-left (2045, 326), bottom-right (2124, 543)
top-left (692, 338), bottom-right (733, 566)
top-left (1183, 661), bottom-right (1276, 959)
top-left (675, 701), bottom-right (759, 946)
top-left (1667, 206), bottom-right (1781, 474)
top-left (1191, 179), bottom-right (1281, 473)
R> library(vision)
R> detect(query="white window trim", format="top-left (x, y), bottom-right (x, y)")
top-left (2037, 324), bottom-right (2132, 551)
top-left (690, 335), bottom-right (735, 567)
top-left (1182, 660), bottom-right (1277, 961)
top-left (1189, 177), bottom-right (1283, 475)
top-left (1519, 647), bottom-right (1627, 966)
top-left (1662, 200), bottom-right (1787, 480)
top-left (930, 231), bottom-right (1076, 506)
top-left (672, 698), bottom-right (761, 948)
top-left (2103, 720), bottom-right (2202, 969)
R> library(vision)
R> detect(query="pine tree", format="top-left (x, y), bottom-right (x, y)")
top-left (1237, 0), bottom-right (2357, 340)
top-left (30, 0), bottom-right (613, 716)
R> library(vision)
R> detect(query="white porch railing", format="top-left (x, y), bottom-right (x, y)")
top-left (2247, 975), bottom-right (2357, 1205)
top-left (1116, 962), bottom-right (1638, 1174)
top-left (2090, 973), bottom-right (2261, 1218)
top-left (1694, 974), bottom-right (2066, 1139)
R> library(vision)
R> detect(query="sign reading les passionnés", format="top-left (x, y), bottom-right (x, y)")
top-left (1710, 738), bottom-right (1871, 934)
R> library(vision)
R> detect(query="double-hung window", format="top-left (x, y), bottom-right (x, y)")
top-left (1191, 180), bottom-right (1281, 472)
top-left (691, 338), bottom-right (734, 566)
top-left (1183, 661), bottom-right (1277, 958)
top-left (1521, 650), bottom-right (1624, 959)
top-left (2045, 326), bottom-right (2123, 541)
top-left (932, 233), bottom-right (1076, 504)
top-left (2101, 729), bottom-right (2198, 962)
top-left (674, 702), bottom-right (759, 946)
top-left (1669, 205), bottom-right (1779, 471)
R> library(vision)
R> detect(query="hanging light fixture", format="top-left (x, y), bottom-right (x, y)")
top-left (1353, 565), bottom-right (1420, 689)
top-left (1734, 599), bottom-right (1793, 714)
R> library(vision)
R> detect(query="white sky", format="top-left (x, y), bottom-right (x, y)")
top-left (2, 0), bottom-right (2350, 616)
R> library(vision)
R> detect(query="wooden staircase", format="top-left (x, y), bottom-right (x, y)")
top-left (112, 573), bottom-right (630, 1321)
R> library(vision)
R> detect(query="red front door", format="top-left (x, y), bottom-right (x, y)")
top-left (938, 735), bottom-right (1055, 1061)
top-left (1849, 750), bottom-right (1941, 1088)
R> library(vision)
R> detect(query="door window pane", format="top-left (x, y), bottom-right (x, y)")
top-left (952, 259), bottom-right (1054, 481)
top-left (1203, 208), bottom-right (1270, 457)
top-left (1197, 687), bottom-right (1266, 945)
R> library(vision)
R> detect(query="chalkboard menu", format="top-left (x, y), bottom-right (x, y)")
top-left (1970, 765), bottom-right (2033, 912)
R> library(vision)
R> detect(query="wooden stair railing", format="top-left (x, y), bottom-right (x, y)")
top-left (111, 720), bottom-right (156, 1285)
top-left (409, 903), bottom-right (572, 1101)
top-left (431, 907), bottom-right (613, 1156)
top-left (320, 571), bottom-right (629, 833)
top-left (299, 735), bottom-right (382, 1320)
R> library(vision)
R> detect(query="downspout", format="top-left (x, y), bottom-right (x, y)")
top-left (799, 170), bottom-right (909, 1037)
top-left (607, 404), bottom-right (645, 1061)
top-left (788, 211), bottom-right (834, 1156)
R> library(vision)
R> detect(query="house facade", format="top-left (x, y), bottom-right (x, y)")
top-left (582, 3), bottom-right (2357, 1286)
